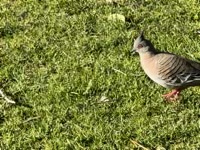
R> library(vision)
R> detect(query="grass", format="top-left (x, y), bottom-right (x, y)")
top-left (0, 0), bottom-right (200, 149)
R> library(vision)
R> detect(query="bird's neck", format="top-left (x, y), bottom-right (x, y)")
top-left (139, 51), bottom-right (157, 60)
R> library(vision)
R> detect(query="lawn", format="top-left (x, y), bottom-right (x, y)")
top-left (0, 0), bottom-right (200, 149)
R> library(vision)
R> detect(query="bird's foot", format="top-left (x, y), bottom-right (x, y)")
top-left (162, 89), bottom-right (181, 102)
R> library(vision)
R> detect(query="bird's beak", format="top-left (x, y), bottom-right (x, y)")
top-left (130, 48), bottom-right (136, 55)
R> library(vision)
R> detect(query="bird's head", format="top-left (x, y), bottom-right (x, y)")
top-left (131, 31), bottom-right (156, 54)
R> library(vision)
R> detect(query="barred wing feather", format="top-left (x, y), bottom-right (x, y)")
top-left (157, 54), bottom-right (200, 88)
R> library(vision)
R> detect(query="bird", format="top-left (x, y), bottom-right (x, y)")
top-left (131, 31), bottom-right (200, 101)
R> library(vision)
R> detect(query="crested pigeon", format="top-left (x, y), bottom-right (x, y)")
top-left (131, 31), bottom-right (200, 101)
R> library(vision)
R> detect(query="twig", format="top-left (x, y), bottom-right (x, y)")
top-left (112, 68), bottom-right (127, 75)
top-left (0, 89), bottom-right (15, 104)
top-left (130, 139), bottom-right (149, 150)
top-left (23, 116), bottom-right (41, 124)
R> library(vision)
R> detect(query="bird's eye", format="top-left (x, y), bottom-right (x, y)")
top-left (138, 44), bottom-right (143, 49)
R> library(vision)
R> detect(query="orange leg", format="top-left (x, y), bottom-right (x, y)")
top-left (162, 89), bottom-right (182, 101)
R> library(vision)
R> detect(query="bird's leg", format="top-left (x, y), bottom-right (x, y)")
top-left (162, 89), bottom-right (181, 101)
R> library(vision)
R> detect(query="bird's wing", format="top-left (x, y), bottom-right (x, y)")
top-left (156, 53), bottom-right (200, 87)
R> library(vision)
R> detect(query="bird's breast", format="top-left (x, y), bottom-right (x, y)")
top-left (140, 56), bottom-right (169, 88)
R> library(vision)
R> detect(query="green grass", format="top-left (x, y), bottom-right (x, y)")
top-left (0, 0), bottom-right (200, 149)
